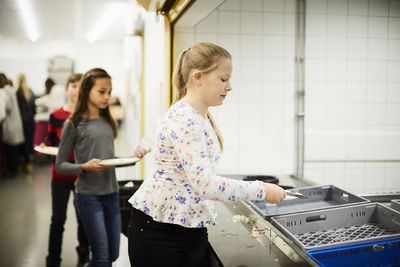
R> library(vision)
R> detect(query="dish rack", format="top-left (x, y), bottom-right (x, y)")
top-left (248, 185), bottom-right (369, 220)
top-left (270, 203), bottom-right (400, 266)
top-left (391, 199), bottom-right (400, 213)
top-left (307, 238), bottom-right (400, 267)
top-left (271, 203), bottom-right (400, 251)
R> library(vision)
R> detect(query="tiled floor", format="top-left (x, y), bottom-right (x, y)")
top-left (0, 114), bottom-right (139, 267)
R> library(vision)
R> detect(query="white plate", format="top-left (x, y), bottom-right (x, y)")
top-left (98, 157), bottom-right (140, 166)
top-left (34, 145), bottom-right (59, 156)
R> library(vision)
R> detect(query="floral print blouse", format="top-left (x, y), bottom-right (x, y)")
top-left (129, 101), bottom-right (266, 228)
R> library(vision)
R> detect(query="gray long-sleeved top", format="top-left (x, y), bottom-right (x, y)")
top-left (56, 117), bottom-right (117, 195)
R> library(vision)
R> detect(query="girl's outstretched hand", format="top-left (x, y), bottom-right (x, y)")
top-left (264, 183), bottom-right (286, 204)
top-left (133, 147), bottom-right (150, 158)
top-left (81, 158), bottom-right (111, 172)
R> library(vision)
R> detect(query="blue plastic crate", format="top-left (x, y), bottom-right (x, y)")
top-left (307, 238), bottom-right (400, 267)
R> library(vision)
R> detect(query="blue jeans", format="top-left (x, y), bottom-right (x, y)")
top-left (75, 193), bottom-right (121, 267)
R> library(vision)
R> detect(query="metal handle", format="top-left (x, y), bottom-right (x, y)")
top-left (306, 215), bottom-right (326, 223)
top-left (285, 190), bottom-right (309, 200)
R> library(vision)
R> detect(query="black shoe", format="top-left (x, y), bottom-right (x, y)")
top-left (2, 171), bottom-right (16, 179)
top-left (76, 246), bottom-right (90, 267)
top-left (46, 255), bottom-right (61, 267)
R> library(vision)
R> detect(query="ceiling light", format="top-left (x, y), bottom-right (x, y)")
top-left (86, 2), bottom-right (126, 43)
top-left (17, 0), bottom-right (39, 42)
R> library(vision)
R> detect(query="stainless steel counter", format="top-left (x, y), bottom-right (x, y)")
top-left (208, 175), bottom-right (318, 267)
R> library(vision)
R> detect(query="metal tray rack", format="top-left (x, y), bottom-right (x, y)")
top-left (271, 203), bottom-right (400, 252)
top-left (391, 199), bottom-right (400, 212)
top-left (248, 185), bottom-right (369, 220)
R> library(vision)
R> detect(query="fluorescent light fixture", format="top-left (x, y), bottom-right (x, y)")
top-left (17, 0), bottom-right (39, 42)
top-left (86, 2), bottom-right (126, 43)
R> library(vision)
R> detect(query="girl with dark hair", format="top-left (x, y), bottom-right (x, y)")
top-left (0, 73), bottom-right (24, 178)
top-left (45, 73), bottom-right (89, 267)
top-left (56, 68), bottom-right (147, 267)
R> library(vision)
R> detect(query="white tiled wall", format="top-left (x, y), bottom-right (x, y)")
top-left (304, 0), bottom-right (400, 193)
top-left (175, 0), bottom-right (296, 176)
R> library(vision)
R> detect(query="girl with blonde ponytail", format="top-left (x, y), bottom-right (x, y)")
top-left (128, 42), bottom-right (286, 266)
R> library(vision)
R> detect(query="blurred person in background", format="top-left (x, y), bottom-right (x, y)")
top-left (44, 73), bottom-right (89, 267)
top-left (15, 73), bottom-right (36, 173)
top-left (34, 78), bottom-right (56, 163)
top-left (0, 75), bottom-right (7, 177)
top-left (0, 73), bottom-right (24, 178)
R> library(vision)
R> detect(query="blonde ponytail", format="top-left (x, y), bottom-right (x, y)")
top-left (16, 74), bottom-right (33, 102)
top-left (172, 42), bottom-right (231, 151)
top-left (207, 112), bottom-right (223, 151)
top-left (172, 50), bottom-right (189, 103)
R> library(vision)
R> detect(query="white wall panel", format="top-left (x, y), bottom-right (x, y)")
top-left (347, 60), bottom-right (367, 81)
top-left (239, 81), bottom-right (262, 102)
top-left (389, 18), bottom-right (400, 38)
top-left (369, 17), bottom-right (389, 38)
top-left (240, 148), bottom-right (262, 172)
top-left (218, 11), bottom-right (240, 33)
top-left (387, 83), bottom-right (400, 103)
top-left (344, 163), bottom-right (366, 193)
top-left (241, 0), bottom-right (262, 11)
top-left (241, 12), bottom-right (263, 34)
top-left (324, 163), bottom-right (346, 188)
top-left (263, 13), bottom-right (284, 34)
top-left (387, 105), bottom-right (400, 124)
top-left (195, 34), bottom-right (218, 44)
top-left (306, 15), bottom-right (327, 35)
top-left (218, 34), bottom-right (241, 57)
top-left (306, 37), bottom-right (327, 58)
top-left (389, 39), bottom-right (400, 60)
top-left (368, 39), bottom-right (388, 60)
top-left (263, 0), bottom-right (284, 12)
top-left (349, 0), bottom-right (369, 16)
top-left (328, 0), bottom-right (348, 14)
top-left (307, 0), bottom-right (327, 14)
top-left (305, 132), bottom-right (400, 160)
top-left (328, 15), bottom-right (348, 36)
top-left (327, 37), bottom-right (347, 59)
top-left (389, 0), bottom-right (400, 17)
top-left (348, 16), bottom-right (368, 37)
top-left (369, 0), bottom-right (389, 16)
top-left (346, 104), bottom-right (366, 127)
top-left (388, 62), bottom-right (400, 82)
top-left (348, 38), bottom-right (368, 59)
top-left (262, 81), bottom-right (283, 102)
top-left (239, 104), bottom-right (262, 126)
top-left (327, 60), bottom-right (347, 80)
top-left (262, 104), bottom-right (284, 125)
top-left (364, 162), bottom-right (385, 193)
top-left (240, 35), bottom-right (262, 57)
top-left (196, 11), bottom-right (218, 33)
top-left (385, 166), bottom-right (400, 191)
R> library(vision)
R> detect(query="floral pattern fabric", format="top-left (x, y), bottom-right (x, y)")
top-left (129, 101), bottom-right (266, 228)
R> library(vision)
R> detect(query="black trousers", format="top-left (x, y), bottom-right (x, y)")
top-left (128, 208), bottom-right (210, 267)
top-left (47, 179), bottom-right (89, 262)
top-left (3, 144), bottom-right (19, 173)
